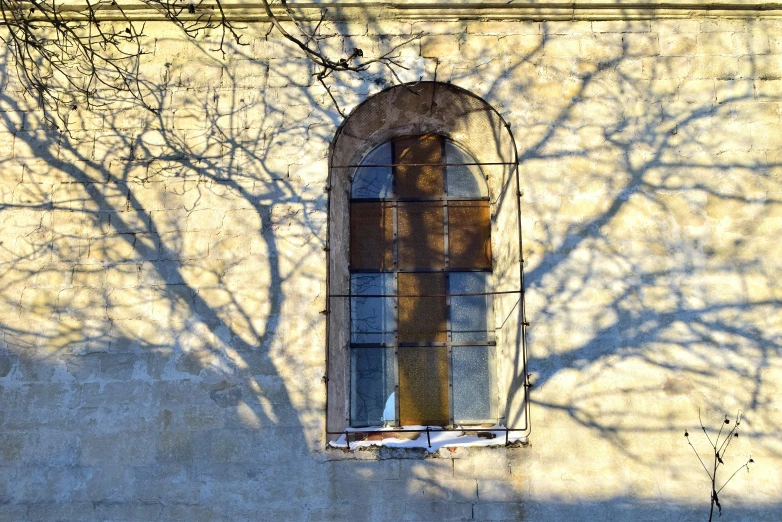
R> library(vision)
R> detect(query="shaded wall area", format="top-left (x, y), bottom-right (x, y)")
top-left (0, 10), bottom-right (781, 522)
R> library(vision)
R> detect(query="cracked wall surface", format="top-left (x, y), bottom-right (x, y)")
top-left (1, 8), bottom-right (781, 522)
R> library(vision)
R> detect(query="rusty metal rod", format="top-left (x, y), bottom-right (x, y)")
top-left (329, 289), bottom-right (523, 298)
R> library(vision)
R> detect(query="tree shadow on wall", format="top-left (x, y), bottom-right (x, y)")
top-left (0, 22), bottom-right (347, 516)
top-left (503, 20), bottom-right (781, 467)
top-left (0, 13), bottom-right (781, 522)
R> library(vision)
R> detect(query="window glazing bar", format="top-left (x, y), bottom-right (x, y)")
top-left (335, 161), bottom-right (518, 168)
top-left (351, 341), bottom-right (496, 348)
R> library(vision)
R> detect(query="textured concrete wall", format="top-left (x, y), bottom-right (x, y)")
top-left (1, 9), bottom-right (781, 522)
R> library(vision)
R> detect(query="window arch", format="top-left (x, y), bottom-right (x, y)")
top-left (326, 82), bottom-right (526, 440)
top-left (349, 135), bottom-right (495, 427)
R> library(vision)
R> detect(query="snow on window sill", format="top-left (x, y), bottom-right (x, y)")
top-left (328, 425), bottom-right (527, 453)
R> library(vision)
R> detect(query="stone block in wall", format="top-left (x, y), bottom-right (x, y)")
top-left (71, 264), bottom-right (107, 288)
top-left (621, 33), bottom-right (661, 57)
top-left (500, 34), bottom-right (545, 58)
top-left (407, 477), bottom-right (478, 501)
top-left (659, 32), bottom-right (697, 56)
top-left (57, 288), bottom-right (107, 318)
top-left (453, 450), bottom-right (512, 480)
top-left (0, 132), bottom-right (15, 159)
top-left (105, 263), bottom-right (142, 289)
top-left (753, 54), bottom-right (782, 79)
top-left (402, 500), bottom-right (474, 521)
top-left (698, 32), bottom-right (741, 56)
top-left (186, 208), bottom-right (225, 232)
top-left (0, 183), bottom-right (16, 208)
top-left (12, 130), bottom-right (58, 162)
top-left (543, 21), bottom-right (592, 36)
top-left (476, 478), bottom-right (527, 502)
top-left (678, 79), bottom-right (716, 103)
top-left (12, 182), bottom-right (54, 208)
top-left (416, 21), bottom-right (469, 35)
top-left (461, 35), bottom-right (505, 61)
top-left (473, 502), bottom-right (527, 521)
top-left (209, 233), bottom-right (253, 261)
top-left (33, 264), bottom-right (71, 289)
top-left (579, 33), bottom-right (625, 61)
top-left (592, 21), bottom-right (651, 34)
top-left (164, 180), bottom-right (209, 210)
top-left (543, 35), bottom-right (581, 58)
top-left (641, 56), bottom-right (691, 80)
top-left (159, 231), bottom-right (208, 260)
top-left (51, 236), bottom-right (90, 264)
top-left (420, 35), bottom-right (462, 59)
top-left (86, 234), bottom-right (145, 264)
top-left (107, 211), bottom-right (151, 234)
top-left (151, 209), bottom-right (189, 234)
top-left (267, 57), bottom-right (315, 87)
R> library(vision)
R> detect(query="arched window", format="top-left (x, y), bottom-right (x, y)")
top-left (349, 135), bottom-right (495, 427)
top-left (326, 82), bottom-right (526, 441)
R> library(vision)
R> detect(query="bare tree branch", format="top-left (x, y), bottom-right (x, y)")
top-left (0, 0), bottom-right (423, 129)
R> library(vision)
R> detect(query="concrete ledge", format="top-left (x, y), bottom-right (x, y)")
top-left (8, 2), bottom-right (782, 23)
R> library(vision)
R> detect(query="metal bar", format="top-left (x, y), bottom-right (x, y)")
top-left (351, 341), bottom-right (496, 348)
top-left (334, 161), bottom-right (519, 168)
top-left (348, 267), bottom-right (492, 274)
top-left (328, 427), bottom-right (529, 435)
top-left (442, 137), bottom-right (454, 428)
top-left (391, 140), bottom-right (401, 428)
top-left (350, 196), bottom-right (490, 203)
top-left (330, 289), bottom-right (523, 298)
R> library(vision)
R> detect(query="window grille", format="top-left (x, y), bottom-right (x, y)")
top-left (348, 135), bottom-right (496, 428)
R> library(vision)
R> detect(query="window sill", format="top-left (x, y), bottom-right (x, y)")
top-left (328, 425), bottom-right (527, 453)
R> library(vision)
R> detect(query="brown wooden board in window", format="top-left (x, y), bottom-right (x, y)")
top-left (398, 202), bottom-right (445, 270)
top-left (448, 201), bottom-right (492, 269)
top-left (350, 202), bottom-right (394, 270)
top-left (399, 346), bottom-right (449, 426)
top-left (398, 273), bottom-right (447, 343)
top-left (395, 135), bottom-right (444, 198)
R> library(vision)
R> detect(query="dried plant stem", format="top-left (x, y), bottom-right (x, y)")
top-left (685, 410), bottom-right (754, 522)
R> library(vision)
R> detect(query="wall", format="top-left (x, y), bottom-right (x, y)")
top-left (1, 2), bottom-right (781, 520)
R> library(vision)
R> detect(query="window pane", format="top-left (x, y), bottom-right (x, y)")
top-left (399, 346), bottom-right (449, 426)
top-left (398, 202), bottom-right (445, 270)
top-left (350, 202), bottom-right (394, 270)
top-left (352, 142), bottom-right (393, 199)
top-left (351, 348), bottom-right (396, 426)
top-left (452, 346), bottom-right (494, 424)
top-left (351, 274), bottom-right (395, 344)
top-left (448, 201), bottom-right (491, 269)
top-left (450, 272), bottom-right (493, 342)
top-left (395, 135), bottom-right (444, 198)
top-left (445, 142), bottom-right (488, 198)
top-left (398, 273), bottom-right (447, 343)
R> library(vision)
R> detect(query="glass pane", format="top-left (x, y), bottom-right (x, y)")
top-left (452, 346), bottom-right (494, 424)
top-left (351, 274), bottom-right (395, 344)
top-left (399, 346), bottom-right (449, 426)
top-left (351, 348), bottom-right (396, 426)
top-left (352, 142), bottom-right (393, 199)
top-left (395, 135), bottom-right (444, 198)
top-left (450, 272), bottom-right (493, 342)
top-left (398, 202), bottom-right (445, 270)
top-left (445, 142), bottom-right (488, 197)
top-left (398, 273), bottom-right (447, 343)
top-left (448, 201), bottom-right (492, 269)
top-left (350, 202), bottom-right (394, 270)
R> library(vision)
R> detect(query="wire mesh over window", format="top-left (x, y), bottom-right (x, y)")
top-left (349, 135), bottom-right (495, 428)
